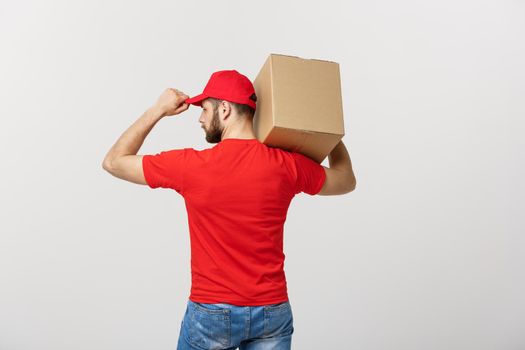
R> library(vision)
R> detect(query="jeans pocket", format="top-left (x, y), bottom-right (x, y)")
top-left (188, 301), bottom-right (232, 349)
top-left (263, 301), bottom-right (294, 338)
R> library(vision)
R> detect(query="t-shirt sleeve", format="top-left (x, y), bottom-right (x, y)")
top-left (291, 152), bottom-right (326, 195)
top-left (142, 148), bottom-right (189, 193)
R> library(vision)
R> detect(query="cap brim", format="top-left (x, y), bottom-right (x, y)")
top-left (185, 93), bottom-right (208, 107)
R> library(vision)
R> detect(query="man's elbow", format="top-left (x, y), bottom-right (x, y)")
top-left (102, 158), bottom-right (113, 172)
top-left (344, 177), bottom-right (357, 194)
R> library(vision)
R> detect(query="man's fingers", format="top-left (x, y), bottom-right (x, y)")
top-left (158, 88), bottom-right (190, 115)
top-left (174, 103), bottom-right (189, 115)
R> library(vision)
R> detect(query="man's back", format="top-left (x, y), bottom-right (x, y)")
top-left (142, 137), bottom-right (326, 306)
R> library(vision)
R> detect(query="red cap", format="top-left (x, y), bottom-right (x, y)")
top-left (185, 70), bottom-right (257, 109)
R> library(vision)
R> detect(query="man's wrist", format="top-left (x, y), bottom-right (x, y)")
top-left (147, 105), bottom-right (165, 121)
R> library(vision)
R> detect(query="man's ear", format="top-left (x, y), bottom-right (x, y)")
top-left (220, 100), bottom-right (232, 120)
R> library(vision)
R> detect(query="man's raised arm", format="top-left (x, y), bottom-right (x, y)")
top-left (102, 88), bottom-right (190, 184)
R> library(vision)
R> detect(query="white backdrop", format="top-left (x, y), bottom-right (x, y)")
top-left (1, 1), bottom-right (523, 349)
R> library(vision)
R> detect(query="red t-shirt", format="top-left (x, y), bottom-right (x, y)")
top-left (142, 138), bottom-right (326, 306)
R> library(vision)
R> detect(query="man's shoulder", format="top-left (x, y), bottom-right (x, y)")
top-left (268, 145), bottom-right (298, 161)
top-left (183, 146), bottom-right (216, 162)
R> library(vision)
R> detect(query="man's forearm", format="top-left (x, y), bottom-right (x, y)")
top-left (102, 106), bottom-right (164, 167)
top-left (328, 141), bottom-right (356, 182)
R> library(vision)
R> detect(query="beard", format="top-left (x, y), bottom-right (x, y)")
top-left (204, 107), bottom-right (223, 144)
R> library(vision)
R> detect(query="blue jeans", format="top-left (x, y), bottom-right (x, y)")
top-left (177, 299), bottom-right (294, 349)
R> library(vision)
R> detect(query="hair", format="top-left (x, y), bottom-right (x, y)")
top-left (206, 93), bottom-right (257, 120)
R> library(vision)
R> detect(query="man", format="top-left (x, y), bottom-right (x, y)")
top-left (102, 69), bottom-right (356, 349)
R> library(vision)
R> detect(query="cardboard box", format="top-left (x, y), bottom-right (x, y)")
top-left (253, 53), bottom-right (345, 163)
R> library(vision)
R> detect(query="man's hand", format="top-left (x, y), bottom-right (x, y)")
top-left (153, 88), bottom-right (190, 117)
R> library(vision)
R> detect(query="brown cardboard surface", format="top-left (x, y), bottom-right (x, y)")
top-left (253, 53), bottom-right (345, 163)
